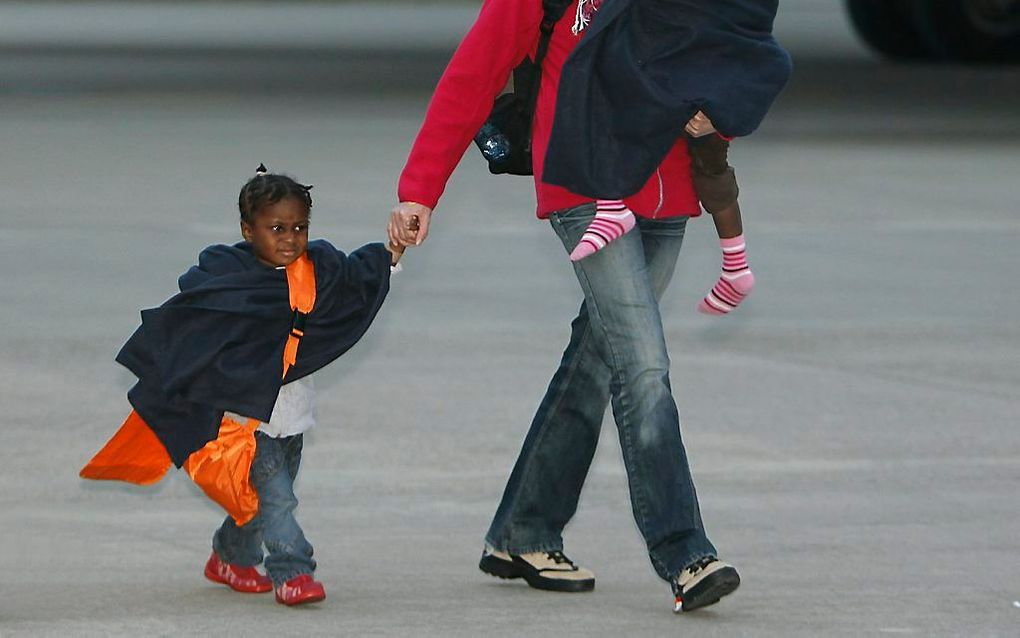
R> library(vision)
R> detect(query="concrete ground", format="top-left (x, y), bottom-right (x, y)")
top-left (1, 2), bottom-right (1018, 636)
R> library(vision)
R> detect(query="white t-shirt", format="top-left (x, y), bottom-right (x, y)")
top-left (225, 375), bottom-right (317, 438)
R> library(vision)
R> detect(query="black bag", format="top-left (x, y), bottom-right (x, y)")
top-left (473, 0), bottom-right (572, 176)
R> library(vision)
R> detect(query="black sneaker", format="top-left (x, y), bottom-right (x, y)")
top-left (671, 556), bottom-right (740, 612)
top-left (479, 548), bottom-right (595, 593)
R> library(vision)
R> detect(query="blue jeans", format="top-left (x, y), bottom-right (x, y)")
top-left (212, 432), bottom-right (315, 586)
top-left (484, 204), bottom-right (716, 581)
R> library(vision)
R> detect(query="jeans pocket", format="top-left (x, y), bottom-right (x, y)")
top-left (550, 203), bottom-right (596, 251)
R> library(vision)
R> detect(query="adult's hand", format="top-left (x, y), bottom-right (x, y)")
top-left (388, 201), bottom-right (433, 247)
top-left (685, 111), bottom-right (717, 138)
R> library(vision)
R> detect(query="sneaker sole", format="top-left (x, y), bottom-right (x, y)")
top-left (276, 592), bottom-right (326, 606)
top-left (203, 566), bottom-right (272, 594)
top-left (679, 566), bottom-right (740, 612)
top-left (479, 554), bottom-right (595, 593)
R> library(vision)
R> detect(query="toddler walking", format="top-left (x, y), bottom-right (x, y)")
top-left (82, 165), bottom-right (411, 606)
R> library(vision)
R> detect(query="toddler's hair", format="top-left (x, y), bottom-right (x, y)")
top-left (238, 163), bottom-right (313, 224)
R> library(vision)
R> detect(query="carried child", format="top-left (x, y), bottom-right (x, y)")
top-left (546, 0), bottom-right (792, 316)
top-left (81, 165), bottom-right (413, 606)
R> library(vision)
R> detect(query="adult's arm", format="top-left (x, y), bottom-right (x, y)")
top-left (396, 0), bottom-right (543, 215)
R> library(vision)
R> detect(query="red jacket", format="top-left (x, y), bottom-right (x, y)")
top-left (398, 0), bottom-right (701, 220)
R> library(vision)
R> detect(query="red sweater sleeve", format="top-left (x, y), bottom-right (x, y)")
top-left (398, 0), bottom-right (543, 210)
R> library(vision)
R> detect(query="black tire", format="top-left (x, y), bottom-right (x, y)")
top-left (846, 0), bottom-right (930, 60)
top-left (909, 0), bottom-right (1020, 64)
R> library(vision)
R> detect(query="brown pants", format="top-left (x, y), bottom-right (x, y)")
top-left (688, 135), bottom-right (739, 214)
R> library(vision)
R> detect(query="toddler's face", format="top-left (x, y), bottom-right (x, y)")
top-left (241, 196), bottom-right (310, 267)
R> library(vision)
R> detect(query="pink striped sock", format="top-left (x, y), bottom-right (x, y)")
top-left (698, 234), bottom-right (755, 315)
top-left (569, 199), bottom-right (637, 261)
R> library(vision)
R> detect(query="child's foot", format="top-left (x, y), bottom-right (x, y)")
top-left (569, 200), bottom-right (636, 261)
top-left (698, 235), bottom-right (754, 315)
top-left (204, 551), bottom-right (272, 593)
top-left (671, 556), bottom-right (740, 612)
top-left (275, 574), bottom-right (326, 606)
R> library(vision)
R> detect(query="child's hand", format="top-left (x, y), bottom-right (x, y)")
top-left (685, 111), bottom-right (717, 138)
top-left (387, 215), bottom-right (420, 265)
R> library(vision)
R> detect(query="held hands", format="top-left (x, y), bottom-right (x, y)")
top-left (685, 111), bottom-right (717, 138)
top-left (388, 201), bottom-right (432, 247)
top-left (386, 201), bottom-right (432, 264)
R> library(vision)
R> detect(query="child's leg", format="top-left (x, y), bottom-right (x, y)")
top-left (699, 202), bottom-right (754, 315)
top-left (254, 433), bottom-right (316, 587)
top-left (212, 515), bottom-right (264, 567)
top-left (207, 516), bottom-right (272, 593)
top-left (689, 135), bottom-right (754, 315)
top-left (208, 443), bottom-right (271, 593)
top-left (569, 199), bottom-right (637, 261)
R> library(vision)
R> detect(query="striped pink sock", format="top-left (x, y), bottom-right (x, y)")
top-left (569, 199), bottom-right (636, 261)
top-left (698, 234), bottom-right (755, 315)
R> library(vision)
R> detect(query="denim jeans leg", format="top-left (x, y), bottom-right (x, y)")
top-left (485, 205), bottom-right (717, 574)
top-left (212, 516), bottom-right (264, 568)
top-left (549, 207), bottom-right (716, 580)
top-left (484, 292), bottom-right (612, 554)
top-left (225, 432), bottom-right (316, 586)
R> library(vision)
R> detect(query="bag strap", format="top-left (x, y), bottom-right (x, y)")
top-left (521, 0), bottom-right (573, 130)
top-left (282, 252), bottom-right (316, 379)
top-left (535, 0), bottom-right (572, 66)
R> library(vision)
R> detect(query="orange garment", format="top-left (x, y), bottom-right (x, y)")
top-left (80, 253), bottom-right (317, 526)
top-left (79, 410), bottom-right (172, 485)
top-left (182, 415), bottom-right (261, 525)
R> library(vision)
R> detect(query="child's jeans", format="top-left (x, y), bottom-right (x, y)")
top-left (212, 431), bottom-right (315, 586)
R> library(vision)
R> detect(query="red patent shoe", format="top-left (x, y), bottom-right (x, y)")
top-left (275, 574), bottom-right (326, 606)
top-left (204, 551), bottom-right (273, 593)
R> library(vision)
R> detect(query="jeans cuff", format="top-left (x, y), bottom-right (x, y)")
top-left (212, 536), bottom-right (262, 568)
top-left (270, 567), bottom-right (314, 587)
top-left (484, 536), bottom-right (563, 556)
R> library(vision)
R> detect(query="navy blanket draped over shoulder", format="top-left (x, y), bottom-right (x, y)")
top-left (116, 239), bottom-right (391, 466)
top-left (543, 0), bottom-right (792, 199)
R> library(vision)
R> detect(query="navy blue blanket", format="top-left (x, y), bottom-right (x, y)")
top-left (116, 239), bottom-right (391, 466)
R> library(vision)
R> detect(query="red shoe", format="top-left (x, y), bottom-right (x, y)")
top-left (204, 551), bottom-right (273, 593)
top-left (275, 574), bottom-right (326, 606)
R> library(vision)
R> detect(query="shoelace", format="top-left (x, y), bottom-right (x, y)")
top-left (672, 557), bottom-right (717, 597)
top-left (685, 556), bottom-right (716, 576)
top-left (546, 551), bottom-right (575, 567)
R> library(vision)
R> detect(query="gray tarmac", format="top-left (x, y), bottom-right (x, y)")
top-left (1, 2), bottom-right (1019, 636)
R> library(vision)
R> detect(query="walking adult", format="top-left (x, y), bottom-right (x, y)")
top-left (389, 0), bottom-right (740, 612)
